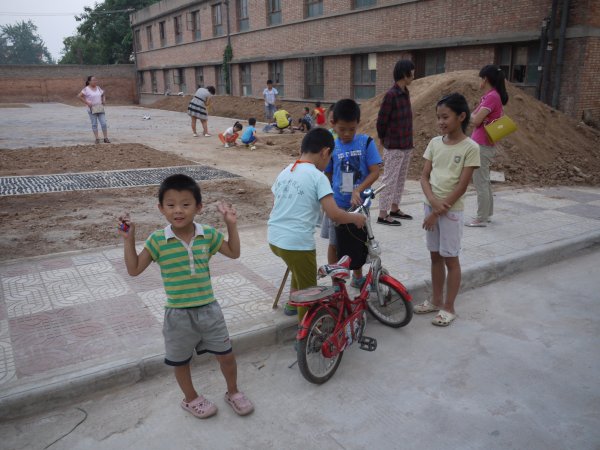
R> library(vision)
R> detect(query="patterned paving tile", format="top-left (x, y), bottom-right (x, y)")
top-left (2, 274), bottom-right (52, 318)
top-left (46, 280), bottom-right (94, 309)
top-left (76, 261), bottom-right (115, 277)
top-left (103, 248), bottom-right (124, 260)
top-left (138, 288), bottom-right (167, 323)
top-left (72, 253), bottom-right (108, 266)
top-left (221, 305), bottom-right (253, 326)
top-left (82, 272), bottom-right (130, 298)
top-left (0, 321), bottom-right (16, 386)
top-left (40, 267), bottom-right (79, 284)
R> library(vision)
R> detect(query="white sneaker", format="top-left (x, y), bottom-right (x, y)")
top-left (224, 143), bottom-right (230, 148)
top-left (250, 146), bottom-right (256, 151)
top-left (193, 133), bottom-right (198, 137)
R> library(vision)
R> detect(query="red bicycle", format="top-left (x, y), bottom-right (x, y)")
top-left (288, 186), bottom-right (413, 384)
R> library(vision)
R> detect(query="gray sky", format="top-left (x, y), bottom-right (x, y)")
top-left (0, 0), bottom-right (97, 61)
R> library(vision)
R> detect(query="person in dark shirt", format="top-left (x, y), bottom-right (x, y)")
top-left (376, 60), bottom-right (415, 226)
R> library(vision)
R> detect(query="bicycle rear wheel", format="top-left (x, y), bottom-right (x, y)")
top-left (367, 276), bottom-right (413, 328)
top-left (297, 308), bottom-right (343, 384)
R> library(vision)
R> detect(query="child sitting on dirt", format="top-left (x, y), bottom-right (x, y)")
top-left (117, 174), bottom-right (254, 418)
top-left (272, 106), bottom-right (294, 133)
top-left (241, 117), bottom-right (259, 150)
top-left (219, 121), bottom-right (243, 148)
top-left (295, 107), bottom-right (313, 132)
top-left (415, 93), bottom-right (480, 327)
top-left (268, 128), bottom-right (366, 318)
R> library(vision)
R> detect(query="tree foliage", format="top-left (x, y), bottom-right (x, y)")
top-left (0, 20), bottom-right (54, 64)
top-left (60, 0), bottom-right (158, 65)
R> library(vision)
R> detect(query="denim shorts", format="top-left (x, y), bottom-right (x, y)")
top-left (320, 214), bottom-right (337, 246)
top-left (162, 302), bottom-right (231, 366)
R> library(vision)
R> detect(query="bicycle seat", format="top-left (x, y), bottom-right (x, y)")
top-left (318, 255), bottom-right (352, 280)
top-left (289, 285), bottom-right (337, 304)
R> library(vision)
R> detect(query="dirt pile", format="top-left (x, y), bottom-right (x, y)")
top-left (358, 70), bottom-right (600, 185)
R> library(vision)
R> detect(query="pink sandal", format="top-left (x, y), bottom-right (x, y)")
top-left (181, 395), bottom-right (217, 418)
top-left (224, 391), bottom-right (254, 416)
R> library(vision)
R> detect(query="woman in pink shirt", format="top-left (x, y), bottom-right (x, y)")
top-left (77, 75), bottom-right (110, 144)
top-left (466, 65), bottom-right (508, 227)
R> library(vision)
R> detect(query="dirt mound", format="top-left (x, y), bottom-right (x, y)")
top-left (149, 95), bottom-right (315, 126)
top-left (358, 70), bottom-right (600, 185)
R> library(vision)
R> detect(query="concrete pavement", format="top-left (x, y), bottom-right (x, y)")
top-left (0, 249), bottom-right (598, 450)
top-left (1, 181), bottom-right (600, 420)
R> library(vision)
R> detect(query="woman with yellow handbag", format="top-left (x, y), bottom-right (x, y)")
top-left (466, 65), bottom-right (509, 227)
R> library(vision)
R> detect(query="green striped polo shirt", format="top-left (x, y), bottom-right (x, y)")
top-left (145, 223), bottom-right (224, 308)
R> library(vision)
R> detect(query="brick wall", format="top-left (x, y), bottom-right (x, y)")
top-left (130, 0), bottom-right (600, 121)
top-left (0, 65), bottom-right (136, 104)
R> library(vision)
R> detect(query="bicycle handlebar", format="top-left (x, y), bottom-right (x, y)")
top-left (350, 184), bottom-right (386, 214)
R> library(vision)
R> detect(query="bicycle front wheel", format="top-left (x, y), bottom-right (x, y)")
top-left (367, 276), bottom-right (413, 328)
top-left (297, 308), bottom-right (343, 384)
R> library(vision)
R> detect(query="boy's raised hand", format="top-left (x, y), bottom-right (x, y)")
top-left (217, 201), bottom-right (238, 225)
top-left (117, 213), bottom-right (134, 239)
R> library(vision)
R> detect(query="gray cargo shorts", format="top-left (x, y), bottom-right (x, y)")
top-left (163, 301), bottom-right (232, 366)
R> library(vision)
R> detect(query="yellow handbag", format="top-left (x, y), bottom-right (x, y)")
top-left (484, 115), bottom-right (517, 143)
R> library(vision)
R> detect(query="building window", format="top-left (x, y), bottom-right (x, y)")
top-left (425, 49), bottom-right (445, 76)
top-left (151, 71), bottom-right (158, 93)
top-left (268, 60), bottom-right (284, 97)
top-left (240, 64), bottom-right (252, 96)
top-left (173, 68), bottom-right (186, 93)
top-left (238, 0), bottom-right (249, 31)
top-left (195, 66), bottom-right (204, 88)
top-left (213, 3), bottom-right (224, 37)
top-left (306, 0), bottom-right (323, 18)
top-left (188, 10), bottom-right (201, 40)
top-left (354, 0), bottom-right (376, 7)
top-left (353, 54), bottom-right (376, 99)
top-left (174, 15), bottom-right (183, 44)
top-left (415, 49), bottom-right (445, 77)
top-left (216, 65), bottom-right (226, 94)
top-left (163, 69), bottom-right (171, 93)
top-left (146, 26), bottom-right (153, 50)
top-left (305, 57), bottom-right (324, 99)
top-left (268, 0), bottom-right (282, 26)
top-left (134, 29), bottom-right (141, 51)
top-left (159, 21), bottom-right (166, 47)
top-left (497, 43), bottom-right (539, 85)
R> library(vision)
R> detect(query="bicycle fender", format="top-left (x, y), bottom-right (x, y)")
top-left (379, 274), bottom-right (412, 301)
top-left (296, 305), bottom-right (330, 340)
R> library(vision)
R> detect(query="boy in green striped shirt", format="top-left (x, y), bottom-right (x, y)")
top-left (118, 174), bottom-right (254, 419)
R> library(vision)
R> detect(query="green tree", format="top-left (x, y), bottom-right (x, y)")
top-left (0, 20), bottom-right (54, 64)
top-left (60, 0), bottom-right (158, 65)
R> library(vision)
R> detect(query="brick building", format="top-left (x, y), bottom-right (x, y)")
top-left (130, 0), bottom-right (600, 122)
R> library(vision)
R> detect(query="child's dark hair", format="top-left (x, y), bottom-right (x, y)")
top-left (479, 65), bottom-right (509, 105)
top-left (301, 128), bottom-right (335, 155)
top-left (233, 121), bottom-right (243, 130)
top-left (437, 93), bottom-right (471, 133)
top-left (158, 174), bottom-right (202, 205)
top-left (248, 117), bottom-right (256, 126)
top-left (304, 107), bottom-right (310, 113)
top-left (85, 75), bottom-right (93, 86)
top-left (332, 98), bottom-right (361, 123)
top-left (315, 101), bottom-right (321, 107)
top-left (267, 79), bottom-right (273, 84)
top-left (393, 60), bottom-right (415, 82)
top-left (206, 86), bottom-right (216, 95)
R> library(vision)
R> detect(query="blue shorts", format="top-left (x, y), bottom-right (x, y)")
top-left (241, 136), bottom-right (256, 144)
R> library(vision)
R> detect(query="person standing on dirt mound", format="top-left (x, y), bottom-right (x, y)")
top-left (465, 65), bottom-right (509, 227)
top-left (376, 60), bottom-right (415, 226)
top-left (188, 85), bottom-right (216, 137)
top-left (77, 75), bottom-right (110, 144)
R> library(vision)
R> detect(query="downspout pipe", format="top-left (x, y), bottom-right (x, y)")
top-left (535, 18), bottom-right (548, 100)
top-left (541, 0), bottom-right (559, 104)
top-left (225, 0), bottom-right (232, 95)
top-left (552, 0), bottom-right (570, 109)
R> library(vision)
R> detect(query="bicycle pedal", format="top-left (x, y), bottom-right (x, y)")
top-left (358, 336), bottom-right (377, 351)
